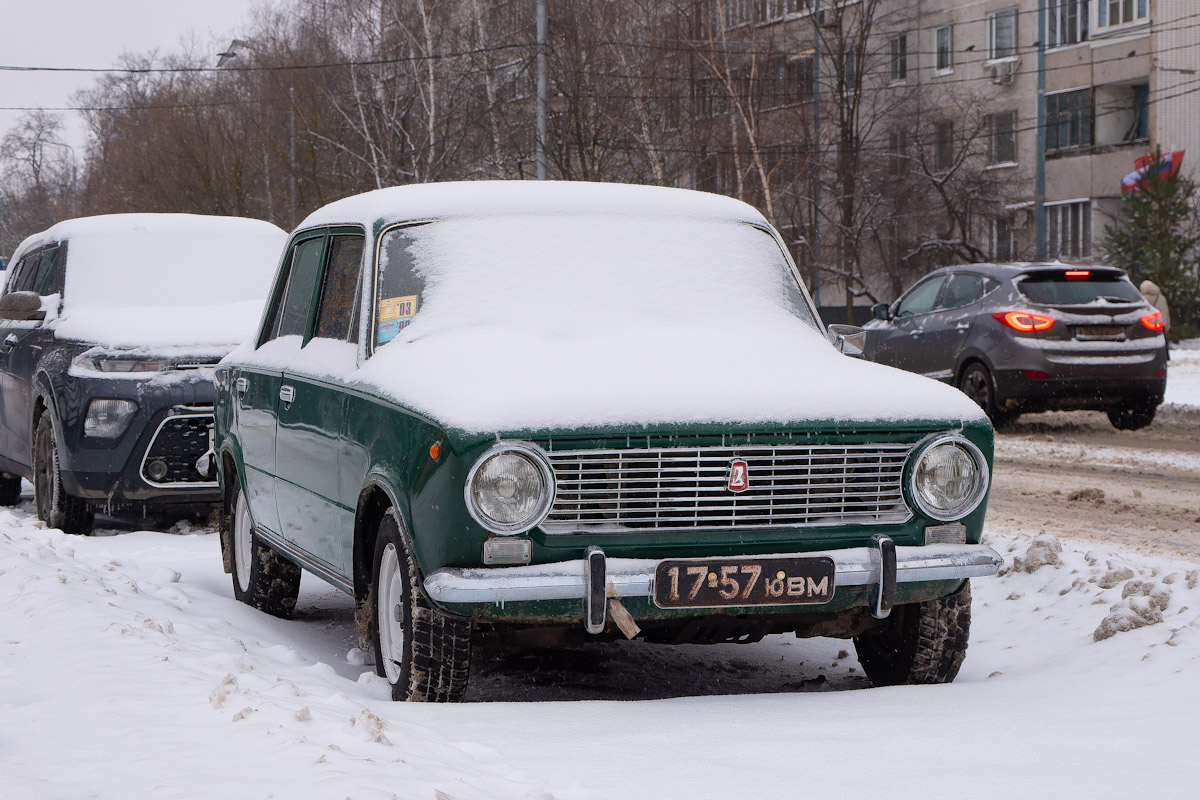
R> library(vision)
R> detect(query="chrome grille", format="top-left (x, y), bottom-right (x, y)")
top-left (543, 443), bottom-right (914, 533)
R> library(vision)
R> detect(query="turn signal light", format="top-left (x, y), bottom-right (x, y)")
top-left (993, 311), bottom-right (1055, 332)
top-left (1140, 311), bottom-right (1164, 331)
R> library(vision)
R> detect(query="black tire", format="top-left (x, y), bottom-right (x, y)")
top-left (0, 474), bottom-right (21, 506)
top-left (1107, 401), bottom-right (1157, 431)
top-left (853, 582), bottom-right (972, 686)
top-left (229, 481), bottom-right (301, 617)
top-left (33, 413), bottom-right (94, 535)
top-left (369, 509), bottom-right (470, 702)
top-left (958, 363), bottom-right (1017, 428)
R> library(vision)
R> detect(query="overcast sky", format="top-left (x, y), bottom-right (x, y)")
top-left (0, 0), bottom-right (265, 155)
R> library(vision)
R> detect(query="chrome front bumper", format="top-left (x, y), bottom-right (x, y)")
top-left (423, 542), bottom-right (1003, 608)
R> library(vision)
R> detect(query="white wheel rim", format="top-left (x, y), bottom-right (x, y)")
top-left (234, 492), bottom-right (253, 593)
top-left (377, 543), bottom-right (405, 685)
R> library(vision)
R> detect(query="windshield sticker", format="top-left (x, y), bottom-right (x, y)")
top-left (377, 295), bottom-right (418, 344)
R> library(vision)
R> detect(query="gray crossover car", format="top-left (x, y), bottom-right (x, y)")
top-left (865, 263), bottom-right (1167, 429)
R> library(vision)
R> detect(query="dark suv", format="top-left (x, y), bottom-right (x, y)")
top-left (865, 263), bottom-right (1167, 429)
top-left (0, 214), bottom-right (284, 533)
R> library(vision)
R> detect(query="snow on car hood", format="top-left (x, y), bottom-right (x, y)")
top-left (347, 212), bottom-right (986, 433)
top-left (14, 214), bottom-right (286, 349)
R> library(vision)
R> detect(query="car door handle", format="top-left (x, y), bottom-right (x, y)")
top-left (0, 334), bottom-right (17, 351)
top-left (235, 377), bottom-right (248, 394)
top-left (955, 323), bottom-right (970, 330)
top-left (279, 385), bottom-right (295, 403)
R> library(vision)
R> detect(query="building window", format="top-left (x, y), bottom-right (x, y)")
top-left (1099, 0), bottom-right (1148, 27)
top-left (761, 56), bottom-right (816, 109)
top-left (989, 111), bottom-right (1017, 164)
top-left (888, 130), bottom-right (908, 174)
top-left (766, 0), bottom-right (812, 20)
top-left (989, 8), bottom-right (1018, 60)
top-left (890, 34), bottom-right (908, 82)
top-left (1046, 89), bottom-right (1093, 152)
top-left (935, 26), bottom-right (953, 72)
top-left (935, 121), bottom-right (954, 170)
top-left (992, 216), bottom-right (1016, 261)
top-left (1132, 83), bottom-right (1149, 140)
top-left (723, 0), bottom-right (758, 28)
top-left (1046, 200), bottom-right (1092, 258)
top-left (694, 77), bottom-right (722, 118)
top-left (1047, 0), bottom-right (1088, 47)
top-left (842, 50), bottom-right (858, 91)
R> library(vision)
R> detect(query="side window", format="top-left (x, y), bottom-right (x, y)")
top-left (7, 253), bottom-right (41, 294)
top-left (32, 246), bottom-right (62, 296)
top-left (375, 225), bottom-right (429, 348)
top-left (263, 236), bottom-right (326, 343)
top-left (894, 275), bottom-right (945, 317)
top-left (313, 235), bottom-right (365, 342)
top-left (939, 273), bottom-right (985, 310)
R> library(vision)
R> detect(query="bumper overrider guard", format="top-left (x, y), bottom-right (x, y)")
top-left (424, 536), bottom-right (1003, 633)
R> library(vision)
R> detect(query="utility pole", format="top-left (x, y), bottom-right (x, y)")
top-left (811, 0), bottom-right (822, 307)
top-left (1035, 0), bottom-right (1047, 260)
top-left (289, 87), bottom-right (298, 220)
top-left (536, 0), bottom-right (548, 180)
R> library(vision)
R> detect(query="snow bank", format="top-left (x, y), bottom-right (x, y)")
top-left (1163, 344), bottom-right (1200, 410)
top-left (2, 507), bottom-right (1198, 798)
top-left (344, 208), bottom-right (983, 432)
top-left (12, 214), bottom-right (285, 348)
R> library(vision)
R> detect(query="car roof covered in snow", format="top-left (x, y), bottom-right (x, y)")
top-left (297, 180), bottom-right (771, 232)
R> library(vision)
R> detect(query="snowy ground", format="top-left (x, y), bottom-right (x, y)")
top-left (3, 498), bottom-right (1198, 799)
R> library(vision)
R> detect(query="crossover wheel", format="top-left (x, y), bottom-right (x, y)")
top-left (229, 482), bottom-right (300, 617)
top-left (853, 582), bottom-right (972, 686)
top-left (33, 413), bottom-right (94, 535)
top-left (958, 363), bottom-right (1017, 428)
top-left (369, 509), bottom-right (470, 702)
top-left (1107, 401), bottom-right (1157, 431)
top-left (0, 473), bottom-right (22, 506)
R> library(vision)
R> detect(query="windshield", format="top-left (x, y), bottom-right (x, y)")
top-left (374, 215), bottom-right (818, 349)
top-left (1017, 273), bottom-right (1143, 305)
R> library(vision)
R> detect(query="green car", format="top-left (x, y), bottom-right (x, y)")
top-left (214, 181), bottom-right (1001, 702)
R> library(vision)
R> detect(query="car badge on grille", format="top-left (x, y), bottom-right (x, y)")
top-left (727, 459), bottom-right (749, 493)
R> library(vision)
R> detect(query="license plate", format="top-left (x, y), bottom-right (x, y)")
top-left (1074, 325), bottom-right (1124, 338)
top-left (653, 557), bottom-right (835, 609)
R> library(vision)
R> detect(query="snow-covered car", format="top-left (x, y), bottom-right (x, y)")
top-left (0, 214), bottom-right (286, 534)
top-left (214, 181), bottom-right (1002, 702)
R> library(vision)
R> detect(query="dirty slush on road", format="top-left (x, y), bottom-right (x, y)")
top-left (990, 407), bottom-right (1200, 560)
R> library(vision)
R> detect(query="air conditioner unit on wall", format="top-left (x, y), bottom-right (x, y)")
top-left (990, 60), bottom-right (1018, 85)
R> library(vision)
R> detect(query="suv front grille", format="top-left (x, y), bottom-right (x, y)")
top-left (543, 443), bottom-right (914, 533)
top-left (141, 413), bottom-right (215, 487)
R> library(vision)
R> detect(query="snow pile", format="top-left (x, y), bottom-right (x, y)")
top-left (1163, 343), bottom-right (1200, 409)
top-left (3, 502), bottom-right (1199, 797)
top-left (346, 212), bottom-right (983, 432)
top-left (12, 214), bottom-right (286, 348)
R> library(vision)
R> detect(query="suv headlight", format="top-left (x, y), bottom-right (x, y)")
top-left (465, 442), bottom-right (555, 534)
top-left (909, 434), bottom-right (989, 521)
top-left (83, 398), bottom-right (139, 439)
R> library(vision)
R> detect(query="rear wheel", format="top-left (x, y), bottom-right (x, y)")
top-left (369, 509), bottom-right (470, 702)
top-left (958, 363), bottom-right (1017, 428)
top-left (33, 413), bottom-right (94, 535)
top-left (229, 482), bottom-right (301, 617)
top-left (1108, 401), bottom-right (1157, 431)
top-left (853, 582), bottom-right (972, 686)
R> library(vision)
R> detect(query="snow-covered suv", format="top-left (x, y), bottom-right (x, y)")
top-left (0, 214), bottom-right (285, 534)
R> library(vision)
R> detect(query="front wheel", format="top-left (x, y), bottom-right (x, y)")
top-left (369, 509), bottom-right (470, 702)
top-left (853, 582), bottom-right (972, 686)
top-left (1107, 401), bottom-right (1157, 431)
top-left (33, 413), bottom-right (94, 535)
top-left (229, 482), bottom-right (301, 617)
top-left (958, 363), bottom-right (1017, 428)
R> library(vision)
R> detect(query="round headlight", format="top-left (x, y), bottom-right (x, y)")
top-left (465, 443), bottom-right (555, 534)
top-left (910, 436), bottom-right (989, 521)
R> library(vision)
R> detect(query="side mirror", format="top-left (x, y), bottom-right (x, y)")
top-left (0, 291), bottom-right (45, 321)
top-left (871, 302), bottom-right (891, 321)
top-left (828, 323), bottom-right (867, 358)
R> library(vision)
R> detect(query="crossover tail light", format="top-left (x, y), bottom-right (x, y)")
top-left (1140, 311), bottom-right (1164, 331)
top-left (993, 311), bottom-right (1055, 332)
